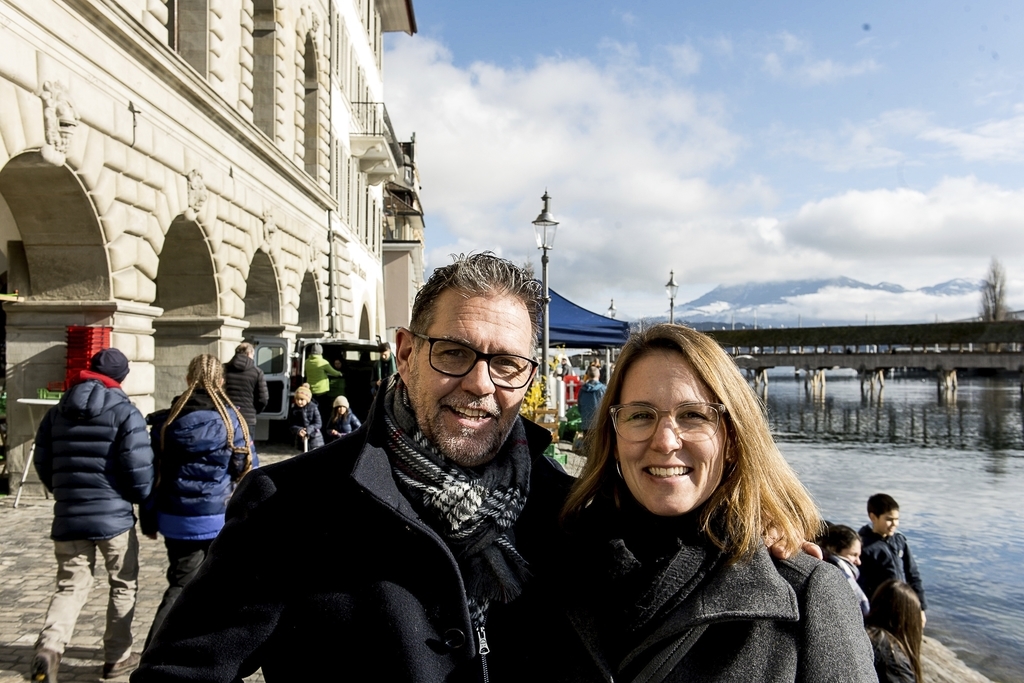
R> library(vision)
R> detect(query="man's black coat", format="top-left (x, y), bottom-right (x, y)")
top-left (133, 397), bottom-right (570, 682)
top-left (223, 352), bottom-right (269, 428)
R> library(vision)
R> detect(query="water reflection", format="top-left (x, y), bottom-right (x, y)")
top-left (765, 375), bottom-right (1024, 455)
top-left (768, 374), bottom-right (1024, 683)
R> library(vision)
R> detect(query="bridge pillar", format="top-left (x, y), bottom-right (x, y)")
top-left (937, 368), bottom-right (957, 393)
top-left (810, 368), bottom-right (826, 398)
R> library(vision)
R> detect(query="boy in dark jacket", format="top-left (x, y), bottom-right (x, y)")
top-left (32, 348), bottom-right (155, 682)
top-left (858, 493), bottom-right (927, 623)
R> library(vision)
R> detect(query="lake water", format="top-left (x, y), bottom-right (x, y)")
top-left (764, 372), bottom-right (1024, 683)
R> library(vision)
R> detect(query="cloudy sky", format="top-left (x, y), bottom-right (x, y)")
top-left (383, 0), bottom-right (1024, 322)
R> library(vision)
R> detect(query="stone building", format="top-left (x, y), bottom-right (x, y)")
top-left (0, 0), bottom-right (419, 489)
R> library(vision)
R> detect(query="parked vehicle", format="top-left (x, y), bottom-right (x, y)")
top-left (249, 336), bottom-right (383, 442)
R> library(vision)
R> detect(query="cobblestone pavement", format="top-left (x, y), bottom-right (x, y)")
top-left (0, 445), bottom-right (297, 683)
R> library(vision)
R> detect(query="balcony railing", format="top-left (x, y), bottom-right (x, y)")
top-left (350, 101), bottom-right (404, 162)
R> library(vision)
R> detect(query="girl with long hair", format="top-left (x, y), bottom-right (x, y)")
top-left (141, 354), bottom-right (254, 648)
top-left (866, 579), bottom-right (924, 683)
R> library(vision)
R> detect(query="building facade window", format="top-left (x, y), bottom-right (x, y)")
top-left (303, 34), bottom-right (319, 177)
top-left (167, 0), bottom-right (209, 76)
top-left (252, 0), bottom-right (277, 138)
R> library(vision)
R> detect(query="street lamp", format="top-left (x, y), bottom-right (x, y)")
top-left (666, 270), bottom-right (679, 324)
top-left (532, 191), bottom-right (558, 384)
top-left (607, 299), bottom-right (616, 319)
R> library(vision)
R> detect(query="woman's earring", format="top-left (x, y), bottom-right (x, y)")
top-left (615, 460), bottom-right (623, 479)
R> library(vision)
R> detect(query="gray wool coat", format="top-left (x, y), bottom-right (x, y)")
top-left (489, 514), bottom-right (877, 683)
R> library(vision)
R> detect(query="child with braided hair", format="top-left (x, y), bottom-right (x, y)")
top-left (141, 354), bottom-right (256, 648)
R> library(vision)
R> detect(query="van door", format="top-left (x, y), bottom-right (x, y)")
top-left (252, 336), bottom-right (290, 440)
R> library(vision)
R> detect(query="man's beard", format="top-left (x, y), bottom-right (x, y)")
top-left (423, 394), bottom-right (517, 467)
top-left (405, 366), bottom-right (518, 467)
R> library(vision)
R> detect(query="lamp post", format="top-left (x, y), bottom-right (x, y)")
top-left (666, 270), bottom-right (679, 324)
top-left (607, 299), bottom-right (616, 319)
top-left (533, 191), bottom-right (558, 387)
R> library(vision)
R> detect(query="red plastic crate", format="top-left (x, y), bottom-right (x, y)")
top-left (65, 326), bottom-right (112, 373)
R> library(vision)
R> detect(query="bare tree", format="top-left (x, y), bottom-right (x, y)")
top-left (980, 257), bottom-right (1007, 322)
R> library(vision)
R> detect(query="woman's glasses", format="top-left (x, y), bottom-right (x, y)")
top-left (609, 402), bottom-right (726, 442)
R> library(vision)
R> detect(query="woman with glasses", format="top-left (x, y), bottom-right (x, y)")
top-left (496, 323), bottom-right (874, 682)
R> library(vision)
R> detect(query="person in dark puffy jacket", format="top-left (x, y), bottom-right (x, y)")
top-left (325, 395), bottom-right (361, 443)
top-left (141, 354), bottom-right (254, 649)
top-left (32, 347), bottom-right (155, 683)
top-left (289, 383), bottom-right (323, 451)
top-left (222, 342), bottom-right (268, 433)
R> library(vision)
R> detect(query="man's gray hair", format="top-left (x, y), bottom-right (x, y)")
top-left (410, 252), bottom-right (542, 342)
top-left (236, 342), bottom-right (255, 356)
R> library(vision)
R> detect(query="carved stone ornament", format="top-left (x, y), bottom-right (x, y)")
top-left (302, 5), bottom-right (320, 45)
top-left (260, 209), bottom-right (276, 253)
top-left (184, 169), bottom-right (208, 222)
top-left (307, 235), bottom-right (319, 273)
top-left (38, 81), bottom-right (80, 166)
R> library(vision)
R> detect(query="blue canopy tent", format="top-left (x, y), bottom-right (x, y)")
top-left (547, 288), bottom-right (630, 348)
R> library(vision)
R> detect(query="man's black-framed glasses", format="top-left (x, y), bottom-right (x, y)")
top-left (409, 331), bottom-right (539, 389)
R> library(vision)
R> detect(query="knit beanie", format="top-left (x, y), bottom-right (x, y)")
top-left (310, 343), bottom-right (323, 355)
top-left (333, 395), bottom-right (350, 408)
top-left (294, 384), bottom-right (312, 400)
top-left (90, 348), bottom-right (130, 382)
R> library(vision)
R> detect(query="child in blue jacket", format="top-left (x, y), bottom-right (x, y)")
top-left (289, 383), bottom-right (323, 451)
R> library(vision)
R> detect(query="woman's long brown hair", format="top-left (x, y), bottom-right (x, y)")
top-left (866, 580), bottom-right (924, 681)
top-left (562, 323), bottom-right (822, 563)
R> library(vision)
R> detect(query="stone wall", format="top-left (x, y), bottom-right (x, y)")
top-left (0, 0), bottom-right (394, 491)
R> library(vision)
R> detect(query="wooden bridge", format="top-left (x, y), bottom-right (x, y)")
top-left (703, 320), bottom-right (1024, 391)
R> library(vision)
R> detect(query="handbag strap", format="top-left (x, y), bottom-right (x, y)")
top-left (629, 624), bottom-right (709, 683)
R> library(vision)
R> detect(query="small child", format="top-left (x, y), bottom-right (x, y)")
top-left (289, 384), bottom-right (323, 451)
top-left (820, 523), bottom-right (870, 616)
top-left (325, 395), bottom-right (361, 443)
top-left (858, 493), bottom-right (927, 624)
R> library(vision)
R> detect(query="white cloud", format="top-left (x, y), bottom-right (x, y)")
top-left (770, 109), bottom-right (930, 171)
top-left (385, 36), bottom-right (746, 287)
top-left (761, 32), bottom-right (880, 86)
top-left (384, 36), bottom-right (1024, 319)
top-left (782, 177), bottom-right (1024, 258)
top-left (919, 105), bottom-right (1024, 162)
top-left (666, 43), bottom-right (702, 76)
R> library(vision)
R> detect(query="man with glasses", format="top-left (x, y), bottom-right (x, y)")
top-left (134, 253), bottom-right (573, 682)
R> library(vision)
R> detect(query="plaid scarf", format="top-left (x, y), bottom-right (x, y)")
top-left (383, 378), bottom-right (532, 628)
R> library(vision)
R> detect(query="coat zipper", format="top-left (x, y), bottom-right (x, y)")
top-left (477, 626), bottom-right (490, 683)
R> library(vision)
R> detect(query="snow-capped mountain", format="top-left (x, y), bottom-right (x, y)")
top-left (672, 277), bottom-right (983, 327)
